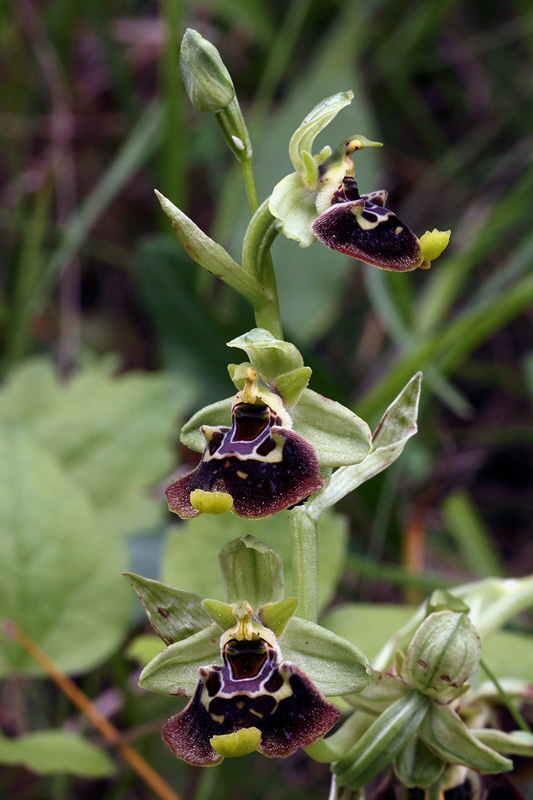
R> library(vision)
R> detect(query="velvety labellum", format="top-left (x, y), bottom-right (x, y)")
top-left (162, 634), bottom-right (339, 765)
top-left (166, 402), bottom-right (323, 518)
top-left (312, 178), bottom-right (422, 272)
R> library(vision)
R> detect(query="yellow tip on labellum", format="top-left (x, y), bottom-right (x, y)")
top-left (210, 727), bottom-right (262, 759)
top-left (190, 489), bottom-right (233, 515)
top-left (419, 228), bottom-right (451, 269)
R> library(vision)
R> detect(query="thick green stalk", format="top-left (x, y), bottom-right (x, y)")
top-left (289, 508), bottom-right (318, 623)
top-left (242, 198), bottom-right (282, 338)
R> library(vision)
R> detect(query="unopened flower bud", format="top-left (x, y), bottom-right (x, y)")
top-left (400, 610), bottom-right (481, 702)
top-left (180, 28), bottom-right (235, 113)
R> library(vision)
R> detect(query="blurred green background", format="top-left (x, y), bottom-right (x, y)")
top-left (1, 0), bottom-right (533, 798)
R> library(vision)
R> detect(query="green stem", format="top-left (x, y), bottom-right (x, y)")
top-left (242, 198), bottom-right (283, 338)
top-left (426, 782), bottom-right (442, 800)
top-left (479, 658), bottom-right (532, 734)
top-left (289, 508), bottom-right (318, 623)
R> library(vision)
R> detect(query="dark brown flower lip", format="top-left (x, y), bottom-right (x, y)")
top-left (312, 178), bottom-right (422, 272)
top-left (162, 633), bottom-right (340, 766)
top-left (166, 400), bottom-right (324, 519)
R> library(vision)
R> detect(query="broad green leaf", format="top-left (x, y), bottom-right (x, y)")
top-left (0, 731), bottom-right (115, 777)
top-left (333, 691), bottom-right (431, 790)
top-left (280, 616), bottom-right (371, 696)
top-left (472, 730), bottom-right (533, 757)
top-left (0, 427), bottom-right (130, 676)
top-left (419, 703), bottom-right (512, 773)
top-left (218, 536), bottom-right (284, 607)
top-left (482, 630), bottom-right (533, 682)
top-left (162, 509), bottom-right (348, 612)
top-left (288, 91), bottom-right (353, 177)
top-left (227, 328), bottom-right (304, 382)
top-left (394, 734), bottom-right (444, 789)
top-left (308, 373), bottom-right (421, 516)
top-left (0, 357), bottom-right (194, 536)
top-left (123, 573), bottom-right (211, 644)
top-left (126, 634), bottom-right (165, 665)
top-left (291, 388), bottom-right (372, 467)
top-left (139, 623), bottom-right (222, 696)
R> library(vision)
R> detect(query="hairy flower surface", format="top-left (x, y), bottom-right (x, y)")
top-left (166, 368), bottom-right (323, 519)
top-left (269, 93), bottom-right (450, 271)
top-left (163, 615), bottom-right (339, 765)
top-left (312, 176), bottom-right (427, 272)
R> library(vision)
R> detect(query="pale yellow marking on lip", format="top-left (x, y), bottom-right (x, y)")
top-left (236, 470), bottom-right (248, 479)
top-left (395, 226), bottom-right (403, 235)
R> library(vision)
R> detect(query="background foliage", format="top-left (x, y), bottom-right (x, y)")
top-left (1, 0), bottom-right (532, 798)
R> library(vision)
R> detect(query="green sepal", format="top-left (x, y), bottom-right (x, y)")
top-left (288, 91), bottom-right (353, 179)
top-left (418, 702), bottom-right (513, 774)
top-left (306, 711), bottom-right (375, 763)
top-left (345, 672), bottom-right (409, 716)
top-left (202, 599), bottom-right (236, 630)
top-left (227, 328), bottom-right (304, 383)
top-left (180, 28), bottom-right (235, 114)
top-left (123, 573), bottom-right (211, 645)
top-left (400, 610), bottom-right (481, 702)
top-left (471, 729), bottom-right (533, 757)
top-left (393, 734), bottom-right (445, 789)
top-left (259, 598), bottom-right (298, 637)
top-left (138, 622), bottom-right (222, 696)
top-left (180, 396), bottom-right (233, 453)
top-left (218, 536), bottom-right (284, 608)
top-left (280, 616), bottom-right (371, 696)
top-left (269, 172), bottom-right (318, 248)
top-left (290, 388), bottom-right (372, 468)
top-left (333, 691), bottom-right (431, 790)
top-left (307, 372), bottom-right (422, 517)
top-left (155, 191), bottom-right (267, 306)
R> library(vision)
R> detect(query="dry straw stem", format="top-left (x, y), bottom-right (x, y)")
top-left (4, 620), bottom-right (183, 800)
